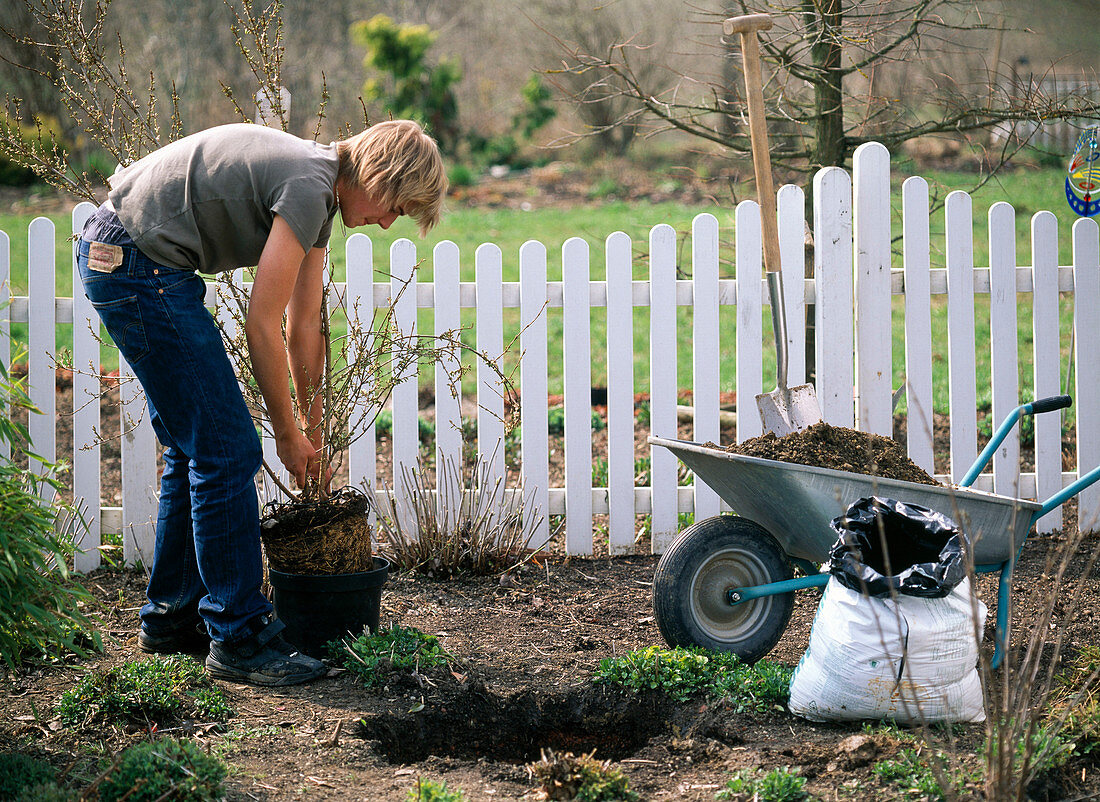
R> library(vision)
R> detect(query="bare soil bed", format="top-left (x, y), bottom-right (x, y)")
top-left (3, 534), bottom-right (1100, 801)
top-left (3, 382), bottom-right (1100, 800)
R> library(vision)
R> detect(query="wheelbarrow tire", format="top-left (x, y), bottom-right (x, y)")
top-left (653, 515), bottom-right (793, 664)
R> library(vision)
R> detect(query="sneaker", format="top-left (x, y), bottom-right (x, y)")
top-left (205, 618), bottom-right (326, 687)
top-left (138, 621), bottom-right (210, 655)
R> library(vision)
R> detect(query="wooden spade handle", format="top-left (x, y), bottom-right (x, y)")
top-left (723, 13), bottom-right (773, 35)
top-left (725, 14), bottom-right (780, 275)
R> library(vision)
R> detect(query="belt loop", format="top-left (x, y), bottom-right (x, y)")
top-left (126, 244), bottom-right (139, 277)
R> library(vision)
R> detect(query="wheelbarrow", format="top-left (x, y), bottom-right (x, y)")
top-left (649, 395), bottom-right (1096, 669)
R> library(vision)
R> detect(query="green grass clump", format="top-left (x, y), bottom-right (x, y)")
top-left (593, 645), bottom-right (791, 711)
top-left (529, 749), bottom-right (639, 801)
top-left (715, 766), bottom-right (810, 801)
top-left (407, 778), bottom-right (467, 801)
top-left (98, 737), bottom-right (226, 802)
top-left (56, 655), bottom-right (232, 731)
top-left (333, 624), bottom-right (453, 687)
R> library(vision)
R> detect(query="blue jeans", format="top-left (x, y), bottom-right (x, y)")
top-left (77, 238), bottom-right (272, 645)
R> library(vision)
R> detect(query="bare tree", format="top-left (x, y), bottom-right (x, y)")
top-left (544, 0), bottom-right (1100, 172)
top-left (537, 0), bottom-right (686, 156)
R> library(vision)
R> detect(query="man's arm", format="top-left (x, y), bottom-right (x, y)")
top-left (246, 214), bottom-right (321, 489)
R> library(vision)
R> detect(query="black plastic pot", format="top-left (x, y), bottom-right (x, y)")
top-left (268, 557), bottom-right (390, 659)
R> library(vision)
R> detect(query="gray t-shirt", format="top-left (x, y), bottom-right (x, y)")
top-left (108, 124), bottom-right (339, 274)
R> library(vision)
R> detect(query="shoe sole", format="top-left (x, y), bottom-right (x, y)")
top-left (205, 657), bottom-right (326, 687)
top-left (137, 634), bottom-right (211, 656)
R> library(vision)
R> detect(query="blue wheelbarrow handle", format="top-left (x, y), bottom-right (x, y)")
top-left (958, 395), bottom-right (1072, 489)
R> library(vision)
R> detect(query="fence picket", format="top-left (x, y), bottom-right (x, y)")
top-left (433, 241), bottom-right (462, 517)
top-left (519, 241), bottom-right (550, 548)
top-left (28, 218), bottom-right (56, 476)
top-left (692, 214), bottom-right (721, 520)
top-left (946, 191), bottom-right (979, 483)
top-left (119, 351), bottom-right (156, 567)
top-left (476, 244), bottom-right (505, 492)
top-left (853, 143), bottom-right (893, 436)
top-left (562, 237), bottom-right (593, 554)
top-left (814, 168), bottom-right (855, 428)
top-left (1074, 217), bottom-right (1100, 531)
top-left (606, 232), bottom-right (636, 553)
top-left (778, 186), bottom-right (807, 388)
top-left (735, 202), bottom-right (763, 441)
top-left (649, 225), bottom-right (679, 551)
top-left (346, 233), bottom-right (377, 507)
top-left (989, 202), bottom-right (1021, 498)
top-left (1031, 212), bottom-right (1063, 531)
top-left (391, 240), bottom-right (419, 534)
top-left (902, 177), bottom-right (934, 472)
top-left (71, 203), bottom-right (100, 571)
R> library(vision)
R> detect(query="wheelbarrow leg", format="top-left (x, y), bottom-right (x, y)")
top-left (992, 559), bottom-right (1013, 671)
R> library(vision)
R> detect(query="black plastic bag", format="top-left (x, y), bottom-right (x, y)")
top-left (827, 497), bottom-right (967, 599)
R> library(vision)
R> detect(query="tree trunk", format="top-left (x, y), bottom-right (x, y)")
top-left (807, 0), bottom-right (845, 168)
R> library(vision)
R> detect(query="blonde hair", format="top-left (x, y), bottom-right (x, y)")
top-left (336, 120), bottom-right (447, 236)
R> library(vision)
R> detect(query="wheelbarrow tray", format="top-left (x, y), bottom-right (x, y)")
top-left (649, 436), bottom-right (1042, 567)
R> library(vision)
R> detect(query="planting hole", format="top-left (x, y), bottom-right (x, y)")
top-left (357, 685), bottom-right (674, 763)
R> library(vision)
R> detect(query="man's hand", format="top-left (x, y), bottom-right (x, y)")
top-left (275, 429), bottom-right (330, 491)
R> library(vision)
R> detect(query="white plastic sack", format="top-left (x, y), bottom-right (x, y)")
top-left (788, 576), bottom-right (986, 724)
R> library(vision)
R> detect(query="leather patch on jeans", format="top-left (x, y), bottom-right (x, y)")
top-left (87, 242), bottom-right (124, 273)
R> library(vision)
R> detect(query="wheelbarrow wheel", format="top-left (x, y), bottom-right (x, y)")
top-left (652, 515), bottom-right (793, 664)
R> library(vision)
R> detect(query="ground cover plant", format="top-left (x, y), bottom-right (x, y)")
top-left (333, 624), bottom-right (454, 689)
top-left (593, 645), bottom-right (791, 711)
top-left (528, 749), bottom-right (640, 801)
top-left (55, 655), bottom-right (232, 732)
top-left (871, 748), bottom-right (957, 801)
top-left (96, 737), bottom-right (227, 802)
top-left (406, 778), bottom-right (467, 802)
top-left (715, 766), bottom-right (810, 802)
top-left (0, 753), bottom-right (58, 800)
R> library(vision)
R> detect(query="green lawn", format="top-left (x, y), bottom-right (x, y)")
top-left (0, 164), bottom-right (1086, 411)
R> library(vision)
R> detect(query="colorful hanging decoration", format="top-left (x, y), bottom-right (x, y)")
top-left (1066, 128), bottom-right (1100, 217)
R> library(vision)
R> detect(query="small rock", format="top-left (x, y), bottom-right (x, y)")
top-left (836, 733), bottom-right (877, 767)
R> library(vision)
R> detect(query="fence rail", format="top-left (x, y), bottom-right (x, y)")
top-left (3, 142), bottom-right (1100, 571)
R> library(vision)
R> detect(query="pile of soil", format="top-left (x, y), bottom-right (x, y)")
top-left (715, 422), bottom-right (940, 486)
top-left (260, 487), bottom-right (374, 575)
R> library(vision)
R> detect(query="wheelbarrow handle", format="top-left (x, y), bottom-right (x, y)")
top-left (1027, 395), bottom-right (1072, 415)
top-left (960, 395), bottom-right (1073, 488)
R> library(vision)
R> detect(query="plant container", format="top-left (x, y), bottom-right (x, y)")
top-left (268, 557), bottom-right (390, 658)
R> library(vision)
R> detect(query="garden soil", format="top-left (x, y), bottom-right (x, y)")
top-left (3, 379), bottom-right (1100, 800)
top-left (710, 422), bottom-right (940, 486)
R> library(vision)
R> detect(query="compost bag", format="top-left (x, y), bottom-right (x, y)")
top-left (789, 497), bottom-right (986, 724)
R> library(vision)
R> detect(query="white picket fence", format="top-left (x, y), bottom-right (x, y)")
top-left (3, 142), bottom-right (1100, 571)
